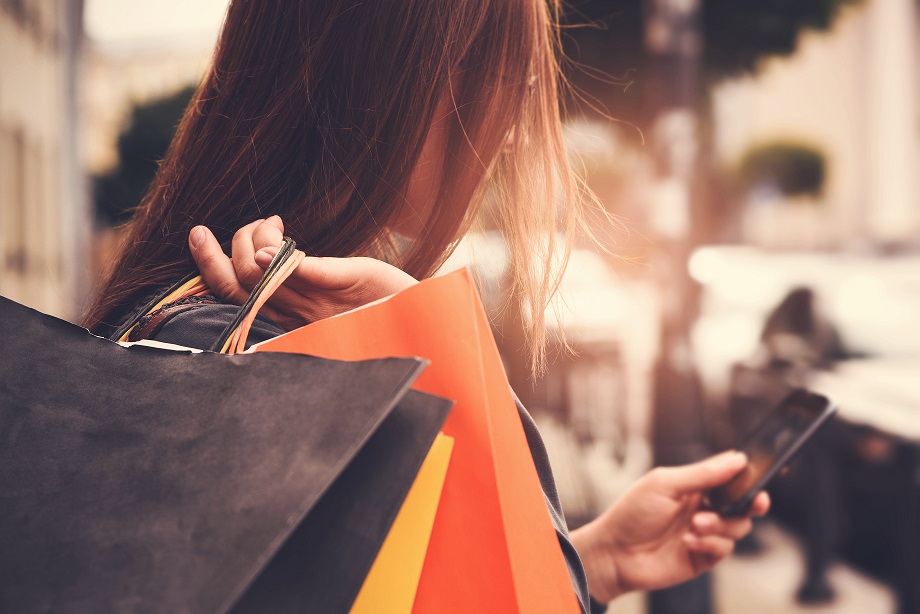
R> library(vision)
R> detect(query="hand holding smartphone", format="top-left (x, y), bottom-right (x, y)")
top-left (707, 389), bottom-right (837, 517)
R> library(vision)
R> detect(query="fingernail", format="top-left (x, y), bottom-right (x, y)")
top-left (255, 249), bottom-right (274, 268)
top-left (682, 534), bottom-right (700, 547)
top-left (694, 515), bottom-right (714, 529)
top-left (190, 226), bottom-right (206, 249)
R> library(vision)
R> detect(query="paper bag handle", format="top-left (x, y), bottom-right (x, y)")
top-left (108, 238), bottom-right (303, 355)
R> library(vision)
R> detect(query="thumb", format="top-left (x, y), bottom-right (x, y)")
top-left (656, 450), bottom-right (748, 494)
top-left (189, 224), bottom-right (250, 305)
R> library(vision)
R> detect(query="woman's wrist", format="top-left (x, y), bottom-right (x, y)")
top-left (570, 519), bottom-right (626, 604)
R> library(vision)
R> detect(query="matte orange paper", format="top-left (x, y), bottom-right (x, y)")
top-left (252, 269), bottom-right (580, 613)
top-left (349, 433), bottom-right (454, 614)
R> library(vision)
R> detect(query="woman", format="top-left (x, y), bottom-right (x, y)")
top-left (85, 1), bottom-right (767, 611)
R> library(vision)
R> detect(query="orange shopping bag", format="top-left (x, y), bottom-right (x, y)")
top-left (252, 269), bottom-right (581, 614)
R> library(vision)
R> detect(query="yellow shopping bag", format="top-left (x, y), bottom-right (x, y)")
top-left (350, 433), bottom-right (454, 614)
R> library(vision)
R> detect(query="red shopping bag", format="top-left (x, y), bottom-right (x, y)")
top-left (251, 269), bottom-right (580, 613)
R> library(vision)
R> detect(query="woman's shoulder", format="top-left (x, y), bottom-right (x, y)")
top-left (148, 302), bottom-right (286, 351)
top-left (121, 290), bottom-right (285, 351)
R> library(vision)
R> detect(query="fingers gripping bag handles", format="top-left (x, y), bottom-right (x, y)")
top-left (252, 269), bottom-right (582, 614)
top-left (108, 237), bottom-right (305, 354)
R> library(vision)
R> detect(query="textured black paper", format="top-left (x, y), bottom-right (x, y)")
top-left (230, 388), bottom-right (451, 613)
top-left (0, 296), bottom-right (449, 613)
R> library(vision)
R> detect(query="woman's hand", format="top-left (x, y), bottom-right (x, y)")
top-left (570, 451), bottom-right (769, 604)
top-left (188, 216), bottom-right (418, 330)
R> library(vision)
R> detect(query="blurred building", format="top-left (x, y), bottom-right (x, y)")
top-left (0, 0), bottom-right (88, 319)
top-left (712, 0), bottom-right (920, 250)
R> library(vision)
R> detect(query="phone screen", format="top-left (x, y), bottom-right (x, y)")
top-left (708, 389), bottom-right (835, 515)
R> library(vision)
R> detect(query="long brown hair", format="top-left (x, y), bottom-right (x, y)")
top-left (85, 0), bottom-right (586, 371)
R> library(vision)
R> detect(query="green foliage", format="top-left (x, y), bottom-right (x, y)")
top-left (560, 0), bottom-right (862, 127)
top-left (702, 0), bottom-right (863, 81)
top-left (94, 85), bottom-right (196, 226)
top-left (737, 142), bottom-right (826, 197)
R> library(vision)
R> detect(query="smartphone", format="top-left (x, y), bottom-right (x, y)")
top-left (707, 389), bottom-right (837, 517)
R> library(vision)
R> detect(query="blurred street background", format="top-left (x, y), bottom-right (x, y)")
top-left (2, 1), bottom-right (919, 612)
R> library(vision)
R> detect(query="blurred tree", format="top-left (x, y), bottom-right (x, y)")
top-left (560, 0), bottom-right (861, 133)
top-left (559, 0), bottom-right (859, 242)
top-left (738, 142), bottom-right (826, 198)
top-left (94, 85), bottom-right (196, 226)
top-left (702, 0), bottom-right (861, 81)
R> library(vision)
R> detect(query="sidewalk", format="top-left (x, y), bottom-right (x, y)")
top-left (607, 521), bottom-right (895, 614)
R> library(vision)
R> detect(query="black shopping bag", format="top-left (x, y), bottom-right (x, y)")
top-left (0, 295), bottom-right (451, 613)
